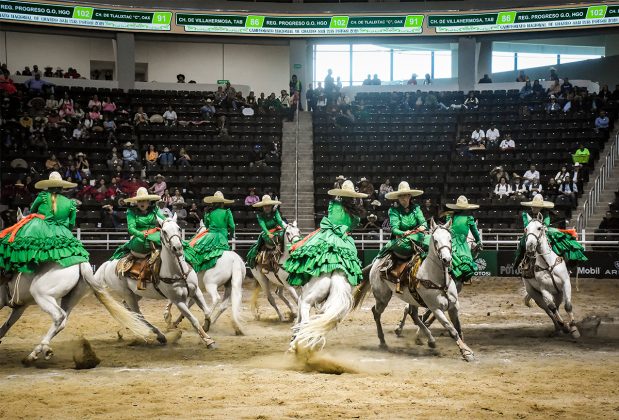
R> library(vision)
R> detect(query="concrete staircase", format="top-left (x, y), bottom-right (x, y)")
top-left (278, 111), bottom-right (315, 233)
top-left (574, 129), bottom-right (619, 232)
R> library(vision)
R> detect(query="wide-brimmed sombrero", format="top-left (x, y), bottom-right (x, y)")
top-left (203, 191), bottom-right (234, 204)
top-left (124, 187), bottom-right (161, 204)
top-left (252, 194), bottom-right (282, 208)
top-left (385, 181), bottom-right (423, 200)
top-left (521, 194), bottom-right (554, 209)
top-left (34, 171), bottom-right (77, 190)
top-left (446, 195), bottom-right (479, 210)
top-left (328, 180), bottom-right (367, 198)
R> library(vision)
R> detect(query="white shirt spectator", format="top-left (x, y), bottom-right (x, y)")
top-left (494, 183), bottom-right (512, 198)
top-left (486, 128), bottom-right (500, 141)
top-left (72, 127), bottom-right (82, 140)
top-left (499, 139), bottom-right (515, 151)
top-left (163, 110), bottom-right (177, 121)
top-left (554, 171), bottom-right (571, 184)
top-left (523, 169), bottom-right (540, 186)
top-left (471, 129), bottom-right (485, 141)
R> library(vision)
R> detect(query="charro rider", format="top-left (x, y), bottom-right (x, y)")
top-left (246, 194), bottom-right (287, 273)
top-left (0, 171), bottom-right (89, 276)
top-left (376, 181), bottom-right (429, 292)
top-left (513, 194), bottom-right (587, 275)
top-left (444, 195), bottom-right (482, 284)
top-left (187, 191), bottom-right (235, 272)
top-left (284, 180), bottom-right (366, 287)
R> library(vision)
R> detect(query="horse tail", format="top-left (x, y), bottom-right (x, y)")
top-left (293, 272), bottom-right (353, 351)
top-left (352, 264), bottom-right (373, 311)
top-left (83, 263), bottom-right (152, 341)
top-left (230, 254), bottom-right (247, 334)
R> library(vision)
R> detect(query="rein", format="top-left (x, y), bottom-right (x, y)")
top-left (526, 224), bottom-right (563, 293)
top-left (414, 225), bottom-right (453, 292)
top-left (159, 221), bottom-right (190, 284)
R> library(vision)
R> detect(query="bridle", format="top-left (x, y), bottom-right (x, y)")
top-left (284, 225), bottom-right (302, 249)
top-left (159, 219), bottom-right (190, 281)
top-left (431, 225), bottom-right (452, 268)
top-left (524, 221), bottom-right (563, 292)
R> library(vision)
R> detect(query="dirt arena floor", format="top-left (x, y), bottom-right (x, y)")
top-left (0, 277), bottom-right (617, 419)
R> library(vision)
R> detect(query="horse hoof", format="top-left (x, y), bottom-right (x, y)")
top-left (394, 328), bottom-right (403, 337)
top-left (428, 341), bottom-right (437, 349)
top-left (207, 342), bottom-right (218, 350)
top-left (570, 326), bottom-right (581, 339)
top-left (43, 347), bottom-right (54, 360)
top-left (462, 352), bottom-right (475, 362)
top-left (378, 343), bottom-right (389, 351)
top-left (156, 334), bottom-right (167, 345)
top-left (203, 319), bottom-right (211, 332)
top-left (234, 330), bottom-right (245, 336)
top-left (21, 354), bottom-right (37, 367)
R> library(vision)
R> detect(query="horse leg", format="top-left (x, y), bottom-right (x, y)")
top-left (371, 280), bottom-right (392, 350)
top-left (394, 304), bottom-right (411, 337)
top-left (411, 306), bottom-right (436, 348)
top-left (24, 294), bottom-right (67, 364)
top-left (189, 286), bottom-right (215, 334)
top-left (562, 277), bottom-right (580, 338)
top-left (541, 288), bottom-right (570, 334)
top-left (524, 282), bottom-right (561, 334)
top-left (422, 309), bottom-right (436, 327)
top-left (262, 274), bottom-right (285, 322)
top-left (163, 302), bottom-right (174, 327)
top-left (447, 306), bottom-right (464, 341)
top-left (432, 308), bottom-right (475, 362)
top-left (210, 284), bottom-right (231, 325)
top-left (0, 306), bottom-right (27, 343)
top-left (173, 299), bottom-right (216, 349)
top-left (289, 276), bottom-right (331, 352)
top-left (276, 286), bottom-right (295, 321)
top-left (203, 282), bottom-right (221, 330)
top-left (124, 292), bottom-right (167, 344)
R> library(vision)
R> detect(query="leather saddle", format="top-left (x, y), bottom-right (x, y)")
top-left (116, 250), bottom-right (161, 290)
top-left (381, 254), bottom-right (423, 295)
top-left (256, 237), bottom-right (283, 274)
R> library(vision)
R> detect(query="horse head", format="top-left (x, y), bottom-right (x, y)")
top-left (429, 217), bottom-right (453, 268)
top-left (524, 214), bottom-right (546, 257)
top-left (157, 213), bottom-right (184, 258)
top-left (284, 220), bottom-right (301, 249)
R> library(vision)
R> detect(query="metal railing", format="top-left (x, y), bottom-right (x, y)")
top-left (577, 132), bottom-right (619, 231)
top-left (295, 98), bottom-right (300, 221)
top-left (76, 228), bottom-right (619, 251)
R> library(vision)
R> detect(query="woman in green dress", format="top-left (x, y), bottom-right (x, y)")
top-left (284, 180), bottom-right (367, 287)
top-left (445, 195), bottom-right (482, 283)
top-left (514, 194), bottom-right (587, 269)
top-left (0, 171), bottom-right (89, 274)
top-left (377, 181), bottom-right (429, 277)
top-left (246, 195), bottom-right (287, 269)
top-left (110, 187), bottom-right (167, 260)
top-left (188, 191), bottom-right (235, 272)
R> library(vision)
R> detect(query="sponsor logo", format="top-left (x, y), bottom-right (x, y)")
top-left (500, 264), bottom-right (520, 275)
top-left (604, 269), bottom-right (619, 276)
top-left (614, 261), bottom-right (619, 270)
top-left (577, 266), bottom-right (600, 275)
top-left (474, 257), bottom-right (490, 276)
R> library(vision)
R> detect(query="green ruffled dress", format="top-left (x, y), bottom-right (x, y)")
top-left (187, 207), bottom-right (235, 272)
top-left (284, 200), bottom-right (363, 286)
top-left (376, 204), bottom-right (429, 259)
top-left (514, 210), bottom-right (587, 264)
top-left (0, 191), bottom-right (89, 273)
top-left (448, 213), bottom-right (481, 282)
top-left (246, 209), bottom-right (286, 268)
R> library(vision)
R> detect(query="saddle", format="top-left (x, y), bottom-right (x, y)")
top-left (381, 254), bottom-right (423, 295)
top-left (116, 250), bottom-right (161, 290)
top-left (256, 237), bottom-right (283, 274)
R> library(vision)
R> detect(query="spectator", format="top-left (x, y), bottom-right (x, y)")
top-left (89, 106), bottom-right (102, 121)
top-left (522, 164), bottom-right (540, 188)
top-left (336, 77), bottom-right (343, 91)
top-left (73, 103), bottom-right (85, 121)
top-left (485, 124), bottom-right (500, 145)
top-left (102, 96), bottom-right (117, 114)
top-left (169, 188), bottom-right (185, 207)
top-left (471, 127), bottom-right (486, 143)
top-left (306, 83), bottom-right (316, 112)
top-left (176, 74), bottom-right (186, 83)
top-left (463, 91), bottom-right (479, 110)
top-left (490, 166), bottom-right (509, 184)
top-left (280, 90), bottom-right (294, 121)
top-left (546, 178), bottom-right (559, 202)
top-left (595, 110), bottom-right (610, 136)
top-left (547, 80), bottom-right (561, 97)
top-left (100, 204), bottom-right (120, 229)
top-left (528, 179), bottom-right (543, 198)
top-left (289, 74), bottom-right (302, 97)
top-left (324, 69), bottom-right (335, 100)
top-left (157, 200), bottom-right (173, 218)
top-left (572, 162), bottom-right (584, 191)
top-left (379, 179), bottom-right (393, 200)
top-left (177, 147), bottom-right (191, 167)
top-left (120, 175), bottom-right (141, 197)
top-left (107, 148), bottom-right (122, 170)
top-left (407, 73), bottom-right (418, 85)
top-left (572, 144), bottom-right (590, 165)
top-left (0, 71), bottom-right (17, 95)
top-left (103, 114), bottom-right (116, 141)
top-left (545, 95), bottom-right (561, 113)
top-left (65, 164), bottom-right (83, 182)
top-left (145, 144), bottom-right (159, 169)
top-left (510, 175), bottom-right (526, 200)
top-left (58, 92), bottom-right (74, 118)
top-left (21, 66), bottom-right (32, 76)
top-left (163, 105), bottom-right (178, 126)
top-left (520, 80), bottom-right (533, 99)
top-left (134, 106), bottom-right (149, 126)
top-left (76, 152), bottom-right (90, 178)
top-left (499, 134), bottom-right (515, 151)
top-left (159, 147), bottom-right (175, 168)
top-left (554, 165), bottom-right (571, 184)
top-left (149, 174), bottom-right (167, 197)
top-left (122, 141), bottom-right (139, 170)
top-left (549, 67), bottom-right (559, 82)
top-left (478, 74), bottom-right (492, 83)
top-left (24, 73), bottom-right (54, 95)
top-left (333, 175), bottom-right (345, 189)
top-left (245, 187), bottom-right (260, 206)
top-left (494, 177), bottom-right (512, 199)
top-left (200, 99), bottom-right (216, 119)
top-left (88, 94), bottom-right (102, 110)
top-left (558, 179), bottom-right (577, 206)
top-left (371, 74), bottom-right (381, 85)
top-left (45, 94), bottom-right (59, 110)
top-left (561, 77), bottom-right (574, 96)
top-left (358, 177), bottom-right (375, 198)
top-left (516, 70), bottom-right (528, 82)
top-left (532, 79), bottom-right (544, 95)
top-left (45, 153), bottom-right (61, 171)
top-left (423, 73), bottom-right (432, 85)
top-left (420, 198), bottom-right (437, 221)
top-left (186, 202), bottom-right (202, 228)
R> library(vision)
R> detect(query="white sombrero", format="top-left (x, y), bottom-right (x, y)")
top-left (124, 187), bottom-right (161, 203)
top-left (385, 181), bottom-right (423, 200)
top-left (203, 191), bottom-right (234, 204)
top-left (328, 180), bottom-right (367, 198)
top-left (446, 195), bottom-right (479, 210)
top-left (521, 194), bottom-right (554, 209)
top-left (34, 171), bottom-right (77, 190)
top-left (252, 194), bottom-right (282, 208)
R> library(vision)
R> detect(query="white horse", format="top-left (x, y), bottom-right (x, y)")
top-left (353, 219), bottom-right (475, 361)
top-left (164, 222), bottom-right (247, 335)
top-left (95, 214), bottom-right (217, 348)
top-left (522, 215), bottom-right (580, 338)
top-left (250, 222), bottom-right (302, 321)
top-left (0, 211), bottom-right (152, 364)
